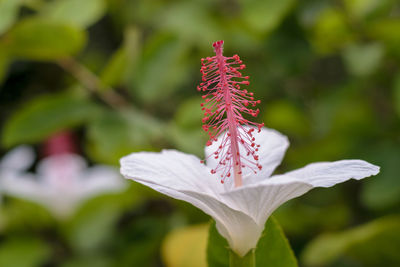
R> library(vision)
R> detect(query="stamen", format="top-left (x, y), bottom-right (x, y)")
top-left (198, 40), bottom-right (263, 187)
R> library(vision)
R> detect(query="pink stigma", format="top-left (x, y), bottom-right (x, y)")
top-left (198, 40), bottom-right (264, 187)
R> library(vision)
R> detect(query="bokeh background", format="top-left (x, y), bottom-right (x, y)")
top-left (0, 0), bottom-right (399, 266)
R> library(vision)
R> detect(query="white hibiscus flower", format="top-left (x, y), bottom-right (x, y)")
top-left (120, 127), bottom-right (379, 256)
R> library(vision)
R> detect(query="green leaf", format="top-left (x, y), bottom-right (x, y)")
top-left (40, 0), bottom-right (106, 28)
top-left (255, 217), bottom-right (298, 267)
top-left (343, 0), bottom-right (393, 20)
top-left (7, 18), bottom-right (86, 60)
top-left (86, 108), bottom-right (165, 164)
top-left (63, 197), bottom-right (123, 252)
top-left (301, 215), bottom-right (400, 266)
top-left (311, 8), bottom-right (354, 53)
top-left (61, 256), bottom-right (112, 267)
top-left (2, 92), bottom-right (99, 147)
top-left (132, 34), bottom-right (189, 103)
top-left (207, 221), bottom-right (229, 267)
top-left (263, 100), bottom-right (311, 138)
top-left (0, 237), bottom-right (51, 267)
top-left (157, 2), bottom-right (221, 47)
top-left (207, 217), bottom-right (297, 267)
top-left (239, 0), bottom-right (295, 34)
top-left (394, 73), bottom-right (400, 117)
top-left (100, 27), bottom-right (140, 88)
top-left (367, 19), bottom-right (400, 56)
top-left (0, 0), bottom-right (21, 35)
top-left (0, 43), bottom-right (10, 84)
top-left (174, 97), bottom-right (204, 130)
top-left (162, 224), bottom-right (208, 267)
top-left (342, 42), bottom-right (384, 76)
top-left (361, 142), bottom-right (400, 210)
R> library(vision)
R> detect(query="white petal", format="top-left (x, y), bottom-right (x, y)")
top-left (221, 176), bottom-right (312, 227)
top-left (1, 173), bottom-right (43, 199)
top-left (0, 146), bottom-right (35, 172)
top-left (77, 166), bottom-right (127, 197)
top-left (120, 150), bottom-right (222, 195)
top-left (120, 150), bottom-right (260, 256)
top-left (180, 190), bottom-right (262, 257)
top-left (36, 154), bottom-right (87, 188)
top-left (204, 127), bottom-right (289, 189)
top-left (283, 160), bottom-right (380, 187)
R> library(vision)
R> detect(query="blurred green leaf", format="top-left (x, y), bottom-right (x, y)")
top-left (162, 224), bottom-right (208, 267)
top-left (275, 201), bottom-right (351, 236)
top-left (342, 42), bottom-right (383, 76)
top-left (0, 43), bottom-right (10, 84)
top-left (61, 256), bottom-right (112, 267)
top-left (174, 97), bottom-right (204, 130)
top-left (2, 92), bottom-right (99, 147)
top-left (158, 2), bottom-right (221, 47)
top-left (239, 0), bottom-right (295, 34)
top-left (312, 8), bottom-right (354, 53)
top-left (6, 18), bottom-right (86, 60)
top-left (166, 125), bottom-right (206, 157)
top-left (0, 237), bottom-right (51, 267)
top-left (394, 74), bottom-right (400, 117)
top-left (0, 0), bottom-right (21, 35)
top-left (361, 143), bottom-right (400, 210)
top-left (64, 196), bottom-right (123, 252)
top-left (86, 108), bottom-right (165, 164)
top-left (301, 215), bottom-right (400, 267)
top-left (132, 34), bottom-right (189, 103)
top-left (367, 19), bottom-right (400, 56)
top-left (207, 217), bottom-right (297, 267)
top-left (263, 100), bottom-right (311, 138)
top-left (100, 27), bottom-right (140, 88)
top-left (343, 0), bottom-right (394, 20)
top-left (41, 0), bottom-right (106, 28)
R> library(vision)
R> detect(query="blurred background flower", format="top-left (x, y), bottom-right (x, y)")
top-left (0, 0), bottom-right (399, 266)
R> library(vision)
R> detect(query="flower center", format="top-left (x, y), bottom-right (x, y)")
top-left (198, 40), bottom-right (263, 187)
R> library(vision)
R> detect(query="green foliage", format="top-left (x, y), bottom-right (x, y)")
top-left (0, 0), bottom-right (21, 35)
top-left (394, 73), bottom-right (400, 117)
top-left (0, 237), bottom-right (51, 267)
top-left (86, 108), bottom-right (165, 164)
top-left (5, 18), bottom-right (86, 60)
top-left (40, 0), bottom-right (106, 28)
top-left (207, 217), bottom-right (297, 267)
top-left (302, 215), bottom-right (400, 266)
top-left (342, 42), bottom-right (384, 76)
top-left (2, 92), bottom-right (99, 147)
top-left (132, 33), bottom-right (189, 103)
top-left (239, 0), bottom-right (295, 35)
top-left (312, 8), bottom-right (354, 53)
top-left (263, 100), bottom-right (310, 138)
top-left (361, 143), bottom-right (400, 210)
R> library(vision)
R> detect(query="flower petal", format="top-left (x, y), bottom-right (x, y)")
top-left (283, 160), bottom-right (380, 187)
top-left (120, 150), bottom-right (222, 195)
top-left (36, 154), bottom-right (87, 188)
top-left (180, 190), bottom-right (262, 257)
top-left (0, 146), bottom-right (35, 173)
top-left (78, 166), bottom-right (127, 197)
top-left (120, 150), bottom-right (261, 256)
top-left (204, 127), bottom-right (289, 189)
top-left (221, 176), bottom-right (312, 227)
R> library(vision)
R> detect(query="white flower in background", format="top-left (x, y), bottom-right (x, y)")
top-left (120, 127), bottom-right (379, 257)
top-left (0, 146), bottom-right (127, 219)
